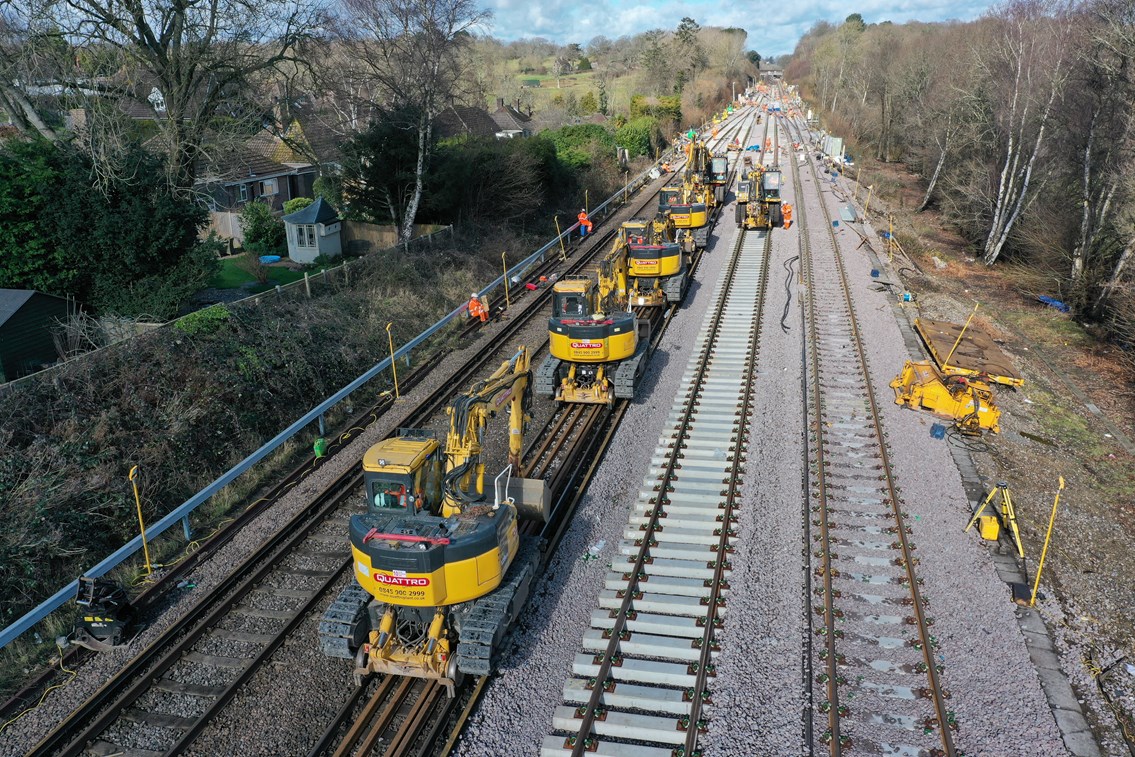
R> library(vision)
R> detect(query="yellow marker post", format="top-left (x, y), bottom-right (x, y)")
top-left (501, 251), bottom-right (510, 309)
top-left (555, 217), bottom-right (567, 261)
top-left (1030, 477), bottom-right (1065, 607)
top-left (624, 171), bottom-right (629, 204)
top-left (386, 322), bottom-right (400, 398)
top-left (854, 167), bottom-right (861, 201)
top-left (584, 189), bottom-right (589, 215)
top-left (129, 466), bottom-right (152, 576)
top-left (942, 303), bottom-right (979, 372)
top-left (864, 185), bottom-right (874, 217)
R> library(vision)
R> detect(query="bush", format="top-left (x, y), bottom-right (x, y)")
top-left (240, 201), bottom-right (284, 250)
top-left (616, 117), bottom-right (665, 158)
top-left (283, 197), bottom-right (313, 215)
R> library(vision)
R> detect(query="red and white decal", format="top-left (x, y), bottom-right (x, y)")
top-left (374, 573), bottom-right (430, 587)
top-left (571, 341), bottom-right (603, 349)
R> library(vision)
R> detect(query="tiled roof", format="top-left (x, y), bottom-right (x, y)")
top-left (435, 105), bottom-right (500, 139)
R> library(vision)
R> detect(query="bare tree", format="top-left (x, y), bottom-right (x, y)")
top-left (26, 0), bottom-right (322, 193)
top-left (979, 0), bottom-right (1071, 265)
top-left (0, 8), bottom-right (61, 140)
top-left (336, 0), bottom-right (489, 245)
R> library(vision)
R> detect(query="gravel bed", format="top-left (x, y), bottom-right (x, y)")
top-left (455, 192), bottom-right (742, 755)
top-left (134, 688), bottom-right (211, 719)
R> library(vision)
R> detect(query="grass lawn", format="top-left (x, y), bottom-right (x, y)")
top-left (209, 258), bottom-right (307, 290)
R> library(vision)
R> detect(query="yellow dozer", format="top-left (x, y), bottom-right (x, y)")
top-left (621, 215), bottom-right (690, 306)
top-left (535, 255), bottom-right (651, 405)
top-left (318, 348), bottom-right (549, 695)
top-left (890, 361), bottom-right (1001, 434)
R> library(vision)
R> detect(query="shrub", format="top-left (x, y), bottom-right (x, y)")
top-left (283, 196), bottom-right (313, 215)
top-left (239, 201), bottom-right (284, 250)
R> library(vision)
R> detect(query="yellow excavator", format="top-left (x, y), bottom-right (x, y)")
top-left (535, 236), bottom-right (651, 404)
top-left (318, 347), bottom-right (549, 695)
top-left (621, 214), bottom-right (690, 306)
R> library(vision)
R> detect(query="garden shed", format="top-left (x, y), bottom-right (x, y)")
top-left (0, 289), bottom-right (74, 383)
top-left (282, 197), bottom-right (342, 265)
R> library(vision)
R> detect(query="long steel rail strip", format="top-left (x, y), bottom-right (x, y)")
top-left (784, 110), bottom-right (956, 756)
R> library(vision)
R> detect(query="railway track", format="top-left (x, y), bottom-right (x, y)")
top-left (782, 112), bottom-right (957, 755)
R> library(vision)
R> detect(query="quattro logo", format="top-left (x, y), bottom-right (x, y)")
top-left (571, 341), bottom-right (603, 349)
top-left (374, 573), bottom-right (430, 587)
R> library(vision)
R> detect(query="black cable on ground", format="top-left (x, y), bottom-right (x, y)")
top-left (781, 255), bottom-right (799, 333)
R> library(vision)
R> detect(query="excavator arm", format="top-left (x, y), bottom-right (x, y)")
top-left (441, 347), bottom-right (532, 517)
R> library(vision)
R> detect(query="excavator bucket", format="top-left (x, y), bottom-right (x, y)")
top-left (890, 360), bottom-right (1001, 434)
top-left (505, 477), bottom-right (551, 523)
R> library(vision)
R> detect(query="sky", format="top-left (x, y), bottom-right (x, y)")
top-left (477, 0), bottom-right (996, 58)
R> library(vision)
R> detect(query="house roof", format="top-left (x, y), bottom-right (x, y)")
top-left (435, 105), bottom-right (500, 139)
top-left (283, 196), bottom-right (338, 224)
top-left (491, 104), bottom-right (532, 133)
top-left (197, 125), bottom-right (316, 185)
top-left (0, 290), bottom-right (35, 329)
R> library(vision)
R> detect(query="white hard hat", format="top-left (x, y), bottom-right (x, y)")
top-left (471, 292), bottom-right (479, 297)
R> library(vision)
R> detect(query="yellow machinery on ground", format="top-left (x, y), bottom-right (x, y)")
top-left (890, 307), bottom-right (1009, 435)
top-left (736, 166), bottom-right (783, 229)
top-left (620, 214), bottom-right (690, 306)
top-left (535, 238), bottom-right (651, 404)
top-left (890, 361), bottom-right (1001, 434)
top-left (318, 348), bottom-right (549, 695)
top-left (659, 141), bottom-right (714, 250)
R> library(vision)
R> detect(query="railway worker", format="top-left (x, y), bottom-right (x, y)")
top-left (468, 293), bottom-right (488, 323)
top-left (783, 203), bottom-right (794, 229)
top-left (577, 209), bottom-right (593, 238)
top-left (661, 160), bottom-right (671, 173)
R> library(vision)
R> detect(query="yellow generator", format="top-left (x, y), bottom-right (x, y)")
top-left (736, 167), bottom-right (783, 229)
top-left (621, 216), bottom-right (689, 306)
top-left (318, 348), bottom-right (549, 695)
top-left (536, 275), bottom-right (650, 405)
top-left (890, 360), bottom-right (1001, 434)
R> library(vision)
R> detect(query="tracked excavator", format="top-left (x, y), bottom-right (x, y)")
top-left (621, 213), bottom-right (690, 306)
top-left (535, 234), bottom-right (651, 405)
top-left (658, 140), bottom-right (716, 251)
top-left (318, 348), bottom-right (549, 695)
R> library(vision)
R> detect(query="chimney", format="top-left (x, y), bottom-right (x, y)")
top-left (496, 97), bottom-right (505, 110)
top-left (516, 97), bottom-right (522, 112)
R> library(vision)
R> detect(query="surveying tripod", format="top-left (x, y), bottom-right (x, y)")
top-left (964, 482), bottom-right (1025, 558)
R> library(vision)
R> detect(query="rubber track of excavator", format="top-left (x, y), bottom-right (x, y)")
top-left (454, 537), bottom-right (544, 676)
top-left (317, 581), bottom-right (371, 660)
top-left (535, 356), bottom-right (561, 399)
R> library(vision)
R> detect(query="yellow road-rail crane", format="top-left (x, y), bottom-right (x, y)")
top-left (736, 166), bottom-right (783, 229)
top-left (621, 213), bottom-right (690, 306)
top-left (319, 348), bottom-right (549, 695)
top-left (535, 239), bottom-right (651, 404)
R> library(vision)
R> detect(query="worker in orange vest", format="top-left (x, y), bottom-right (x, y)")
top-left (468, 292), bottom-right (488, 322)
top-left (577, 209), bottom-right (593, 238)
top-left (782, 203), bottom-right (793, 229)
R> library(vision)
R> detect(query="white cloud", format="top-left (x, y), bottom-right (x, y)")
top-left (480, 0), bottom-right (995, 56)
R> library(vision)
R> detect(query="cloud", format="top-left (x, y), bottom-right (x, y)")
top-left (479, 0), bottom-right (994, 56)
